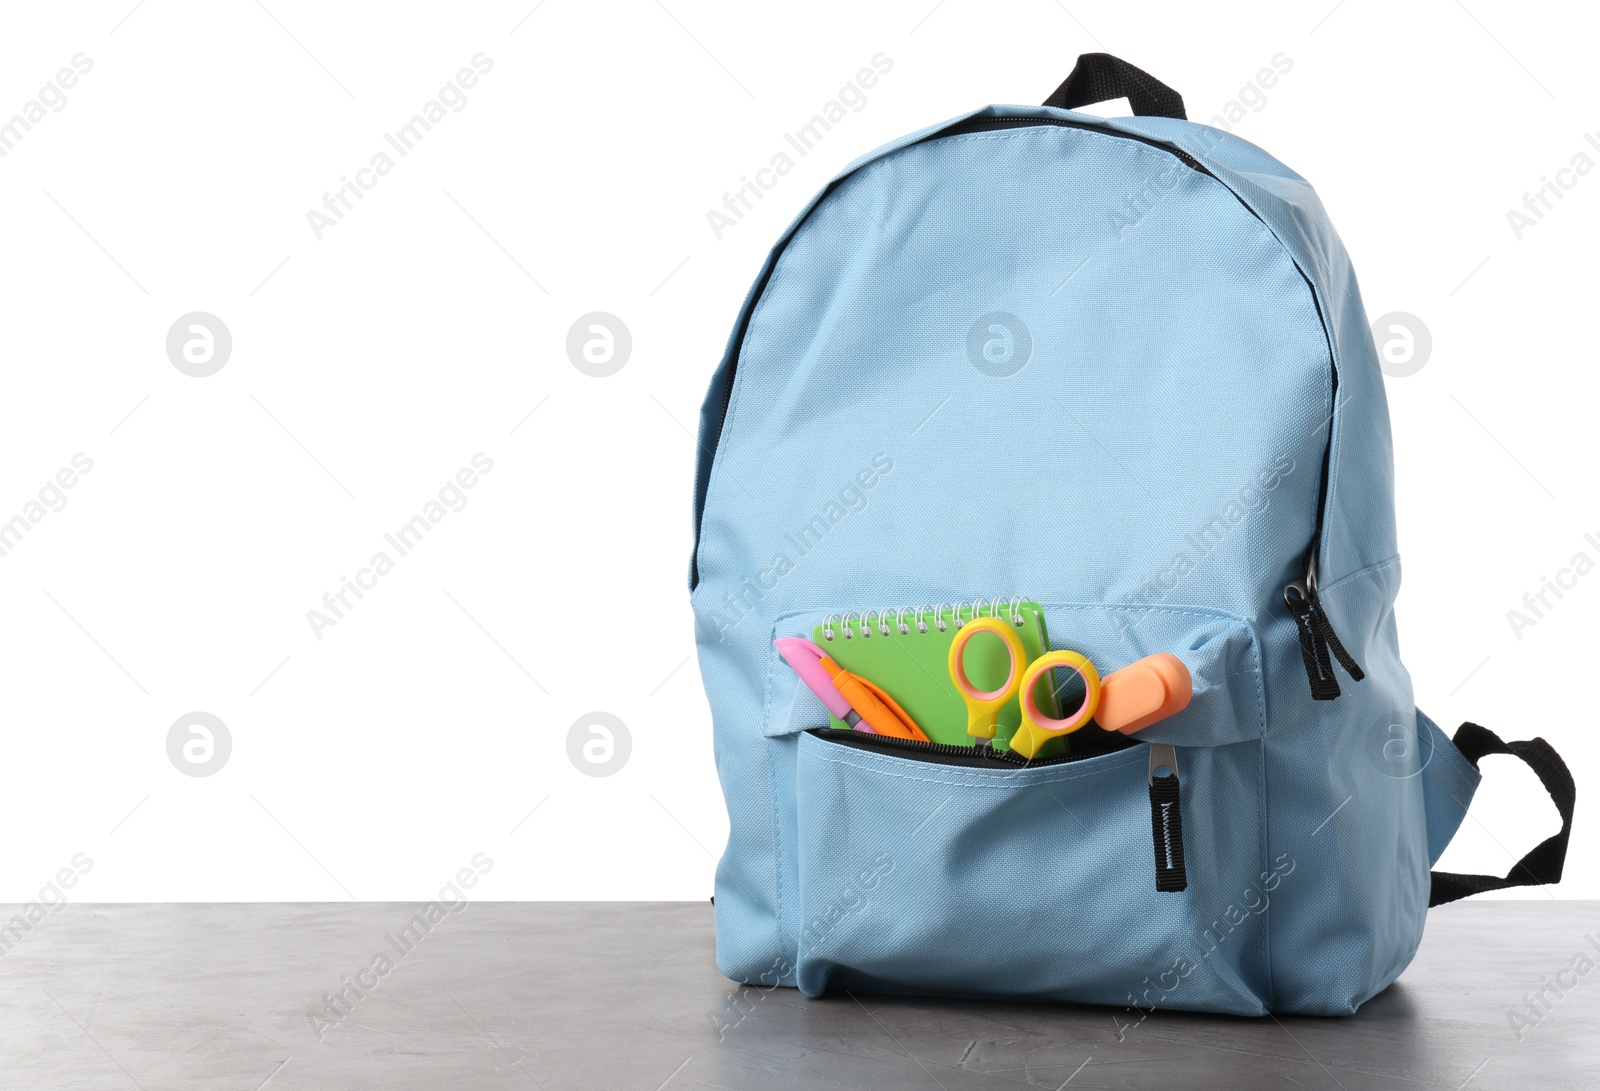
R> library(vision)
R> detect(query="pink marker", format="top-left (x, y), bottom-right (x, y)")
top-left (775, 637), bottom-right (875, 733)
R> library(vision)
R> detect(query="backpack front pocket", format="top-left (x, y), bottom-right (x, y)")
top-left (773, 604), bottom-right (1275, 1015)
top-left (793, 732), bottom-right (1272, 1014)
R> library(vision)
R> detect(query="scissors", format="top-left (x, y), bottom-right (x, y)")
top-left (947, 616), bottom-right (1102, 759)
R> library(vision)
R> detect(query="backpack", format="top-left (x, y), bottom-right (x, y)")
top-left (688, 53), bottom-right (1575, 1016)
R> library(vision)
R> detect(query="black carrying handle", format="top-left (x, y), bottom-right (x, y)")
top-left (1042, 53), bottom-right (1186, 120)
top-left (1430, 722), bottom-right (1576, 906)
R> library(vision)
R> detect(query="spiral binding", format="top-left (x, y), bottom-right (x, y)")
top-left (820, 595), bottom-right (1027, 641)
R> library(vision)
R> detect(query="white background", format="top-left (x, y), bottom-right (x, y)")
top-left (0, 0), bottom-right (1593, 902)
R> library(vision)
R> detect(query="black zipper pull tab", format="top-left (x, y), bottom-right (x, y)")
top-left (1284, 572), bottom-right (1364, 700)
top-left (1148, 744), bottom-right (1187, 893)
top-left (1311, 589), bottom-right (1363, 683)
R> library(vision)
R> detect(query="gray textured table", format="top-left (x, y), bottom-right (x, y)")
top-left (1, 901), bottom-right (1594, 1089)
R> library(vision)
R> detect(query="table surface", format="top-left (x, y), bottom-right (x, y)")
top-left (1, 900), bottom-right (1594, 1090)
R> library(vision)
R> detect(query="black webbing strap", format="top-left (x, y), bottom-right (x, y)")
top-left (1429, 722), bottom-right (1575, 906)
top-left (1149, 770), bottom-right (1187, 893)
top-left (1042, 53), bottom-right (1187, 120)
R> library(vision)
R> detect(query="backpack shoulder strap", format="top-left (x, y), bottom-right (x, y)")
top-left (1430, 722), bottom-right (1575, 906)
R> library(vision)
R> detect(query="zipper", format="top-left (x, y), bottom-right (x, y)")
top-left (811, 727), bottom-right (1184, 894)
top-left (1283, 561), bottom-right (1364, 700)
top-left (1282, 289), bottom-right (1356, 698)
top-left (933, 115), bottom-right (1207, 172)
top-left (808, 727), bottom-right (1134, 767)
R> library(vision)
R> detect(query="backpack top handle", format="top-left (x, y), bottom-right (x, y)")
top-left (1043, 53), bottom-right (1187, 120)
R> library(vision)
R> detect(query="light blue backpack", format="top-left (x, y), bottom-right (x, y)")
top-left (689, 54), bottom-right (1574, 1016)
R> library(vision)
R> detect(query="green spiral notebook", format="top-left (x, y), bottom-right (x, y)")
top-left (813, 600), bottom-right (1064, 754)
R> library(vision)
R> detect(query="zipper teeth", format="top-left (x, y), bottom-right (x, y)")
top-left (1304, 288), bottom-right (1338, 581)
top-left (810, 727), bottom-right (1132, 768)
top-left (935, 115), bottom-right (1207, 173)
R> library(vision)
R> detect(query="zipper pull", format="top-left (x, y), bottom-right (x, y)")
top-left (1148, 744), bottom-right (1187, 893)
top-left (1284, 570), bottom-right (1364, 700)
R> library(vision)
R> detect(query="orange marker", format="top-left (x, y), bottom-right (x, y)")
top-left (1096, 653), bottom-right (1192, 734)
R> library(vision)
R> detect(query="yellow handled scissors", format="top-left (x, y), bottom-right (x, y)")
top-left (947, 616), bottom-right (1102, 758)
